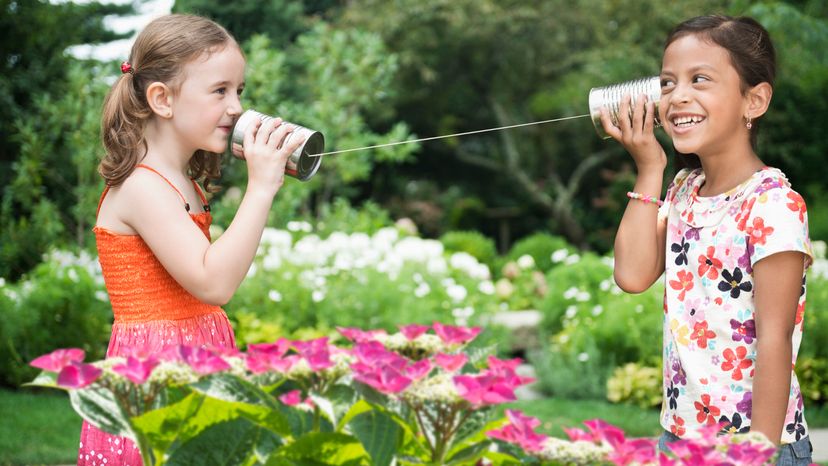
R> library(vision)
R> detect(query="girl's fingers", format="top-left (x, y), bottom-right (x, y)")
top-left (643, 98), bottom-right (656, 134)
top-left (266, 123), bottom-right (296, 150)
top-left (282, 131), bottom-right (306, 156)
top-left (241, 118), bottom-right (261, 160)
top-left (255, 117), bottom-right (283, 146)
top-left (618, 94), bottom-right (633, 135)
top-left (599, 107), bottom-right (623, 141)
top-left (632, 93), bottom-right (647, 134)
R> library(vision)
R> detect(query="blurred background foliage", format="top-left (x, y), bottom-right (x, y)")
top-left (1, 0), bottom-right (828, 414)
top-left (1, 0), bottom-right (827, 278)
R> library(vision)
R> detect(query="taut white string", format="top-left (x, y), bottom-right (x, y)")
top-left (308, 113), bottom-right (590, 157)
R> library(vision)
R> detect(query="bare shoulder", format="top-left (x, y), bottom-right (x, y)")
top-left (98, 169), bottom-right (187, 234)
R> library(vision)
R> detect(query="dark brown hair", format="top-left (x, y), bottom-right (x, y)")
top-left (665, 15), bottom-right (776, 169)
top-left (99, 14), bottom-right (241, 192)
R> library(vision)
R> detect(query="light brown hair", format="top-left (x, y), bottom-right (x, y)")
top-left (99, 14), bottom-right (241, 192)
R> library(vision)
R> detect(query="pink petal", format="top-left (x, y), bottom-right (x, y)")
top-left (433, 322), bottom-right (482, 345)
top-left (563, 427), bottom-right (592, 442)
top-left (434, 353), bottom-right (467, 372)
top-left (398, 324), bottom-right (430, 340)
top-left (30, 348), bottom-right (85, 372)
top-left (57, 361), bottom-right (102, 389)
top-left (405, 359), bottom-right (432, 380)
top-left (279, 390), bottom-right (303, 406)
top-left (112, 356), bottom-right (159, 384)
top-left (337, 327), bottom-right (386, 343)
top-left (247, 339), bottom-right (291, 358)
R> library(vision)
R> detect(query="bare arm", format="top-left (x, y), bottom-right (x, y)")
top-left (750, 251), bottom-right (805, 445)
top-left (600, 94), bottom-right (668, 292)
top-left (123, 118), bottom-right (305, 305)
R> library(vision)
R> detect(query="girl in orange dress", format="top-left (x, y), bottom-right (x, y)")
top-left (79, 14), bottom-right (304, 466)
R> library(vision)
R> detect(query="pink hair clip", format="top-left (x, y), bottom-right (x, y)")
top-left (120, 61), bottom-right (134, 74)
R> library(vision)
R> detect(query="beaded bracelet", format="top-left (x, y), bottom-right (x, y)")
top-left (626, 191), bottom-right (663, 207)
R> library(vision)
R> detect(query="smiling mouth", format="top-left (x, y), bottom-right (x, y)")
top-left (671, 115), bottom-right (706, 128)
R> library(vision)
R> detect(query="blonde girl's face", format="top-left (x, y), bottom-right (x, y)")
top-left (170, 45), bottom-right (246, 155)
top-left (659, 34), bottom-right (751, 157)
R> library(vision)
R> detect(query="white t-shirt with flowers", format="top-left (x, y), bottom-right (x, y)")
top-left (658, 166), bottom-right (812, 444)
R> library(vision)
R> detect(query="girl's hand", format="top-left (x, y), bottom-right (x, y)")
top-left (600, 93), bottom-right (667, 171)
top-left (241, 116), bottom-right (307, 197)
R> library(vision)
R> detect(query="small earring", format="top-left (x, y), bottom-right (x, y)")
top-left (745, 116), bottom-right (752, 130)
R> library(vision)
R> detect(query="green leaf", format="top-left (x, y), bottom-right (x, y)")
top-left (131, 392), bottom-right (206, 452)
top-left (22, 371), bottom-right (59, 388)
top-left (348, 409), bottom-right (401, 466)
top-left (165, 418), bottom-right (266, 466)
top-left (275, 432), bottom-right (368, 465)
top-left (445, 441), bottom-right (490, 465)
top-left (336, 399), bottom-right (373, 431)
top-left (191, 373), bottom-right (278, 408)
top-left (446, 416), bottom-right (508, 460)
top-left (69, 385), bottom-right (135, 438)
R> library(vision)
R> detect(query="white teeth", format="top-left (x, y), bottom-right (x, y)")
top-left (672, 115), bottom-right (704, 127)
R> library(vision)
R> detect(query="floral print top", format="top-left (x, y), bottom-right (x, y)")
top-left (658, 166), bottom-right (812, 444)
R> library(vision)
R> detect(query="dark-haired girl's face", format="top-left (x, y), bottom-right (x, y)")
top-left (659, 34), bottom-right (751, 159)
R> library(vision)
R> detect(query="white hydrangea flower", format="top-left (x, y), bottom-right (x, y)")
top-left (565, 306), bottom-right (578, 319)
top-left (564, 254), bottom-right (581, 265)
top-left (551, 249), bottom-right (569, 264)
top-left (537, 438), bottom-right (611, 465)
top-left (414, 282), bottom-right (431, 298)
top-left (478, 280), bottom-right (495, 295)
top-left (403, 373), bottom-right (461, 405)
top-left (591, 305), bottom-right (603, 316)
top-left (446, 284), bottom-right (468, 303)
top-left (563, 287), bottom-right (579, 300)
top-left (268, 290), bottom-right (282, 302)
top-left (517, 254), bottom-right (535, 269)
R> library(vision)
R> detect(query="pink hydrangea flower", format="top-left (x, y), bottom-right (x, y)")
top-left (279, 390), bottom-right (303, 406)
top-left (404, 358), bottom-right (432, 380)
top-left (434, 353), bottom-right (467, 372)
top-left (57, 361), bottom-right (102, 389)
top-left (486, 409), bottom-right (549, 453)
top-left (30, 348), bottom-right (85, 372)
top-left (352, 363), bottom-right (412, 394)
top-left (398, 324), bottom-right (430, 340)
top-left (433, 322), bottom-right (481, 345)
top-left (112, 355), bottom-right (159, 384)
top-left (337, 327), bottom-right (387, 343)
top-left (453, 374), bottom-right (517, 407)
top-left (162, 345), bottom-right (230, 375)
top-left (293, 338), bottom-right (334, 371)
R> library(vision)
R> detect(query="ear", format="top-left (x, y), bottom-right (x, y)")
top-left (145, 82), bottom-right (174, 119)
top-left (745, 82), bottom-right (772, 120)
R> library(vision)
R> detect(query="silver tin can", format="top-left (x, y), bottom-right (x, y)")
top-left (230, 110), bottom-right (324, 181)
top-left (589, 76), bottom-right (662, 139)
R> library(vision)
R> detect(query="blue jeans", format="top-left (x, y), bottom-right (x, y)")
top-left (658, 430), bottom-right (813, 466)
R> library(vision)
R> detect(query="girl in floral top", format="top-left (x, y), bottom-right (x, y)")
top-left (598, 15), bottom-right (813, 465)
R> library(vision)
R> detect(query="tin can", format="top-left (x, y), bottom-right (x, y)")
top-left (230, 110), bottom-right (325, 181)
top-left (589, 76), bottom-right (662, 139)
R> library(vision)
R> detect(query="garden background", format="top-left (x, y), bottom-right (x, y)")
top-left (1, 0), bottom-right (828, 464)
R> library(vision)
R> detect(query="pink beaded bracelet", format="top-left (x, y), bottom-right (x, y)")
top-left (626, 191), bottom-right (663, 207)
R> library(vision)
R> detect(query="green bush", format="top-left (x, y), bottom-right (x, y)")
top-left (529, 336), bottom-right (610, 400)
top-left (506, 232), bottom-right (575, 273)
top-left (606, 362), bottom-right (662, 409)
top-left (440, 230), bottom-right (498, 271)
top-left (0, 250), bottom-right (110, 387)
top-left (226, 226), bottom-right (508, 352)
top-left (797, 357), bottom-right (827, 406)
top-left (531, 252), bottom-right (662, 399)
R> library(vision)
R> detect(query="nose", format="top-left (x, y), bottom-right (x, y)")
top-left (227, 94), bottom-right (242, 117)
top-left (669, 81), bottom-right (692, 105)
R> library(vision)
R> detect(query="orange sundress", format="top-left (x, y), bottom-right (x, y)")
top-left (78, 164), bottom-right (236, 466)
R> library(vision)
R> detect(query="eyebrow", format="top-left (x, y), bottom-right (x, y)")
top-left (210, 80), bottom-right (245, 87)
top-left (661, 64), bottom-right (717, 76)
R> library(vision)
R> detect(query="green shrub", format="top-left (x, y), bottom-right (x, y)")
top-left (801, 246), bottom-right (828, 360)
top-left (606, 362), bottom-right (662, 409)
top-left (529, 336), bottom-right (610, 400)
top-left (226, 226), bottom-right (507, 352)
top-left (797, 357), bottom-right (827, 406)
top-left (531, 253), bottom-right (662, 399)
top-left (440, 230), bottom-right (498, 271)
top-left (506, 232), bottom-right (575, 273)
top-left (0, 250), bottom-right (110, 387)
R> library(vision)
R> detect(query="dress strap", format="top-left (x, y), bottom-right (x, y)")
top-left (96, 185), bottom-right (111, 218)
top-left (135, 163), bottom-right (192, 212)
top-left (190, 179), bottom-right (211, 212)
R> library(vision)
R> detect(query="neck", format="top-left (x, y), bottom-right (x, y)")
top-left (141, 117), bottom-right (194, 175)
top-left (697, 143), bottom-right (764, 197)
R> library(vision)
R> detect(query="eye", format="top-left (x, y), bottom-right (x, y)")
top-left (692, 75), bottom-right (710, 84)
top-left (215, 87), bottom-right (226, 95)
top-left (237, 87), bottom-right (244, 97)
top-left (660, 78), bottom-right (675, 93)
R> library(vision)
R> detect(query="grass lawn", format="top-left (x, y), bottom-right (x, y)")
top-left (0, 388), bottom-right (80, 465)
top-left (2, 388), bottom-right (827, 465)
